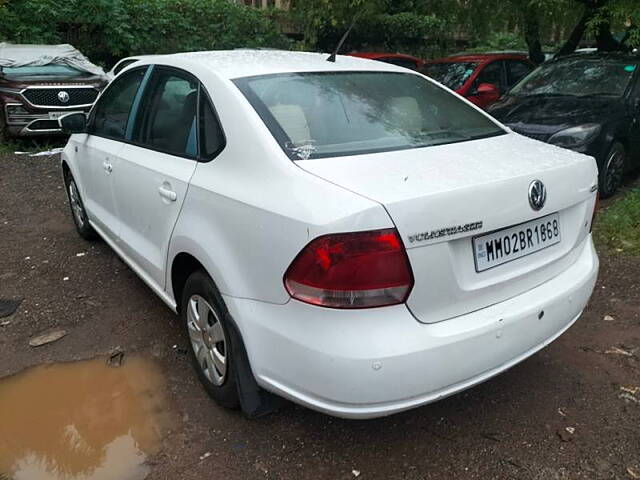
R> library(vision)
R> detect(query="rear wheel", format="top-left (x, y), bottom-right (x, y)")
top-left (64, 172), bottom-right (98, 240)
top-left (599, 142), bottom-right (626, 198)
top-left (181, 270), bottom-right (239, 409)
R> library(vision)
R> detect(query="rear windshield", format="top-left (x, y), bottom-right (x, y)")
top-left (422, 62), bottom-right (479, 90)
top-left (0, 65), bottom-right (87, 77)
top-left (234, 72), bottom-right (504, 160)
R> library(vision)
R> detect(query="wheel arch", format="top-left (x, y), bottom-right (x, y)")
top-left (170, 252), bottom-right (208, 313)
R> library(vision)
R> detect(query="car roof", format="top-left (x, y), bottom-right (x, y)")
top-left (426, 53), bottom-right (530, 64)
top-left (142, 49), bottom-right (412, 80)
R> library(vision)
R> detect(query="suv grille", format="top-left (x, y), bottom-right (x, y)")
top-left (22, 88), bottom-right (99, 108)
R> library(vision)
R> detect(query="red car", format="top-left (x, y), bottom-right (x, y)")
top-left (348, 52), bottom-right (425, 71)
top-left (422, 53), bottom-right (536, 109)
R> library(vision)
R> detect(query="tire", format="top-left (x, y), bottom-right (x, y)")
top-left (64, 171), bottom-right (98, 240)
top-left (181, 270), bottom-right (239, 409)
top-left (598, 142), bottom-right (626, 199)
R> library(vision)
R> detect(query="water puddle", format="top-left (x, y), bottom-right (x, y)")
top-left (0, 356), bottom-right (175, 480)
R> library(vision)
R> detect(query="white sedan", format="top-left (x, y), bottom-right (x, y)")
top-left (59, 50), bottom-right (599, 419)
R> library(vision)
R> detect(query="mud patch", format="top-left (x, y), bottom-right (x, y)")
top-left (0, 356), bottom-right (174, 480)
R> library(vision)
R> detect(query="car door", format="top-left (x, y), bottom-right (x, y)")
top-left (78, 66), bottom-right (149, 242)
top-left (112, 66), bottom-right (200, 289)
top-left (467, 60), bottom-right (505, 108)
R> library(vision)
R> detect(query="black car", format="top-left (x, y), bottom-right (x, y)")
top-left (489, 53), bottom-right (640, 197)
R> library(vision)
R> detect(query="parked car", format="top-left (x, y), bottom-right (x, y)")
top-left (349, 52), bottom-right (425, 70)
top-left (422, 53), bottom-right (536, 109)
top-left (489, 53), bottom-right (640, 197)
top-left (0, 43), bottom-right (107, 140)
top-left (59, 50), bottom-right (598, 419)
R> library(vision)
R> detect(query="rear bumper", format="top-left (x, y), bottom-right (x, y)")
top-left (225, 236), bottom-right (598, 419)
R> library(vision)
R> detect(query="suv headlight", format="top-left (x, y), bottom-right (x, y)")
top-left (548, 124), bottom-right (601, 149)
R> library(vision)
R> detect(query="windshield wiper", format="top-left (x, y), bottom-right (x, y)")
top-left (413, 130), bottom-right (469, 141)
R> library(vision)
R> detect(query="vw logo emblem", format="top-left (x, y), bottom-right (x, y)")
top-left (57, 91), bottom-right (70, 103)
top-left (528, 180), bottom-right (547, 211)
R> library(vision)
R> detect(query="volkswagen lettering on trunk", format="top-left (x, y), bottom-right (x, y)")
top-left (60, 50), bottom-right (599, 419)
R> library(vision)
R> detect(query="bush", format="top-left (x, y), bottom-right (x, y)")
top-left (0, 0), bottom-right (289, 67)
top-left (594, 189), bottom-right (640, 256)
top-left (315, 12), bottom-right (446, 56)
top-left (466, 32), bottom-right (527, 53)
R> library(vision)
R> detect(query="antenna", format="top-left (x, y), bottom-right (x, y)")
top-left (327, 12), bottom-right (361, 63)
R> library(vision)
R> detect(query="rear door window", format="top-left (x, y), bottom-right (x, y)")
top-left (91, 67), bottom-right (147, 140)
top-left (199, 93), bottom-right (225, 160)
top-left (134, 68), bottom-right (199, 157)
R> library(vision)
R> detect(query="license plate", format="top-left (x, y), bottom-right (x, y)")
top-left (49, 111), bottom-right (81, 120)
top-left (473, 213), bottom-right (561, 272)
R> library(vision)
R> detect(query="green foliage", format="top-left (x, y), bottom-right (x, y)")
top-left (466, 32), bottom-right (527, 52)
top-left (591, 0), bottom-right (640, 48)
top-left (0, 0), bottom-right (289, 67)
top-left (594, 189), bottom-right (640, 256)
top-left (289, 0), bottom-right (446, 54)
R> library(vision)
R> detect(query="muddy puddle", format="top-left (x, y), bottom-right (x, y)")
top-left (0, 356), bottom-right (175, 480)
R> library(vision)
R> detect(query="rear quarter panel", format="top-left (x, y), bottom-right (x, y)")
top-left (166, 70), bottom-right (392, 305)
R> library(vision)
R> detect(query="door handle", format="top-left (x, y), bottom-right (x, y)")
top-left (158, 185), bottom-right (177, 202)
top-left (102, 161), bottom-right (113, 173)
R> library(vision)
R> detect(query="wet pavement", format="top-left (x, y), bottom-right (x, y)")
top-left (0, 357), bottom-right (174, 480)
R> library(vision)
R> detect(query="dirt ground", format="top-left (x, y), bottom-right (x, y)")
top-left (1, 152), bottom-right (639, 480)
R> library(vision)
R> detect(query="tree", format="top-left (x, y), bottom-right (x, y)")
top-left (0, 0), bottom-right (289, 67)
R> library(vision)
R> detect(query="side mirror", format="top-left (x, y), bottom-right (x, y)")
top-left (476, 83), bottom-right (500, 96)
top-left (59, 112), bottom-right (87, 134)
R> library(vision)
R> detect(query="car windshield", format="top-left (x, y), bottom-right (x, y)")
top-left (510, 58), bottom-right (638, 97)
top-left (234, 72), bottom-right (504, 160)
top-left (0, 65), bottom-right (87, 77)
top-left (422, 62), bottom-right (478, 90)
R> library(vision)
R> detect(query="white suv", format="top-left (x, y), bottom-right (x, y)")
top-left (60, 51), bottom-right (599, 419)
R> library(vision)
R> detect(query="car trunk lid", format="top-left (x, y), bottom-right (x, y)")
top-left (296, 133), bottom-right (598, 323)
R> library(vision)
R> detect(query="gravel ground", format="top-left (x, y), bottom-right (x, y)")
top-left (0, 152), bottom-right (639, 480)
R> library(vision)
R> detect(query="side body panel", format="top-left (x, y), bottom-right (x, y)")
top-left (165, 70), bottom-right (391, 306)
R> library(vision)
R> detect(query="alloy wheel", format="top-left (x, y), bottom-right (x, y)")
top-left (187, 294), bottom-right (227, 386)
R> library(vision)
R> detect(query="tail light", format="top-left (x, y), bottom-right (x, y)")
top-left (284, 228), bottom-right (414, 309)
top-left (590, 193), bottom-right (599, 232)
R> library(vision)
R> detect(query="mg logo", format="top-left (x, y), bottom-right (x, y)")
top-left (528, 179), bottom-right (547, 211)
top-left (57, 91), bottom-right (70, 103)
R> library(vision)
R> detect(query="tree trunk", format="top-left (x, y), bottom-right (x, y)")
top-left (523, 10), bottom-right (545, 64)
top-left (556, 6), bottom-right (592, 56)
top-left (556, 0), bottom-right (614, 56)
top-left (595, 19), bottom-right (621, 51)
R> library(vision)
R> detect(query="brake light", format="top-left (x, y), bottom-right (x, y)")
top-left (284, 228), bottom-right (414, 308)
top-left (590, 193), bottom-right (599, 232)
